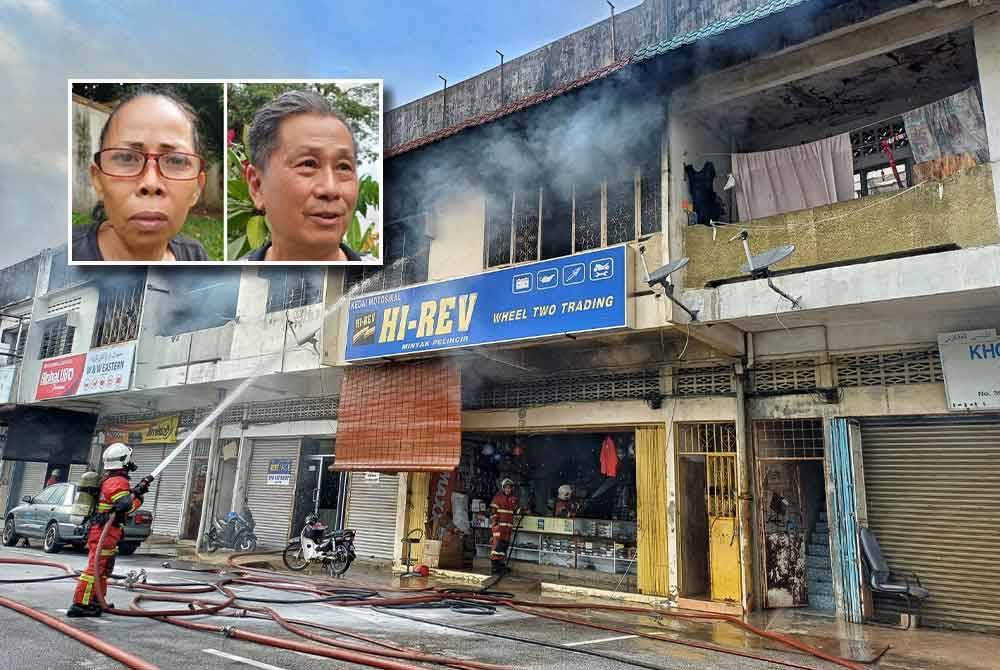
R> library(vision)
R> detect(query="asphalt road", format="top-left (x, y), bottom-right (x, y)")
top-left (0, 544), bottom-right (844, 670)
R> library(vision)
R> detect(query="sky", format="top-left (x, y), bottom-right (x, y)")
top-left (0, 0), bottom-right (642, 268)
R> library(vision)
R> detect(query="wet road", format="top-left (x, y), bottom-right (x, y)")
top-left (0, 544), bottom-right (855, 669)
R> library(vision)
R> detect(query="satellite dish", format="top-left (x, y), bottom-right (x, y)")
top-left (729, 231), bottom-right (801, 308)
top-left (638, 246), bottom-right (699, 322)
top-left (648, 257), bottom-right (689, 285)
top-left (740, 244), bottom-right (795, 275)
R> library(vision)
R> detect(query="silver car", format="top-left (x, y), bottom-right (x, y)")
top-left (2, 483), bottom-right (153, 555)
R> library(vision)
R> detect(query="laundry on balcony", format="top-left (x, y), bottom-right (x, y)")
top-left (903, 87), bottom-right (989, 182)
top-left (731, 133), bottom-right (855, 220)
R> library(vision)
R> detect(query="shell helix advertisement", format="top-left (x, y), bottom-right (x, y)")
top-left (346, 245), bottom-right (627, 361)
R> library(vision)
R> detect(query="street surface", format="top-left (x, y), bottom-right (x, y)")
top-left (0, 545), bottom-right (847, 670)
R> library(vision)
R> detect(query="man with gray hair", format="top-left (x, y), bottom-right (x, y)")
top-left (242, 90), bottom-right (363, 261)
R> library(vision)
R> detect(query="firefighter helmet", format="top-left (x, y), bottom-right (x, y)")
top-left (500, 477), bottom-right (514, 489)
top-left (102, 442), bottom-right (137, 472)
top-left (558, 484), bottom-right (574, 500)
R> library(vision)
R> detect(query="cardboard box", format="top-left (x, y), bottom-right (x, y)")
top-left (421, 534), bottom-right (464, 569)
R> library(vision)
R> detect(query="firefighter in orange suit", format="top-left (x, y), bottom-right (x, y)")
top-left (489, 478), bottom-right (520, 575)
top-left (67, 443), bottom-right (152, 617)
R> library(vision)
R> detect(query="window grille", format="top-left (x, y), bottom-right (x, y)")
top-left (640, 163), bottom-right (661, 235)
top-left (259, 267), bottom-right (324, 312)
top-left (344, 224), bottom-right (430, 294)
top-left (606, 177), bottom-right (636, 245)
top-left (39, 316), bottom-right (75, 359)
top-left (674, 365), bottom-right (734, 396)
top-left (834, 348), bottom-right (942, 387)
top-left (464, 368), bottom-right (660, 410)
top-left (513, 189), bottom-right (540, 263)
top-left (48, 297), bottom-right (82, 315)
top-left (573, 182), bottom-right (602, 251)
top-left (486, 192), bottom-right (514, 267)
top-left (751, 358), bottom-right (818, 393)
top-left (753, 419), bottom-right (824, 459)
top-left (101, 396), bottom-right (339, 430)
top-left (92, 274), bottom-right (144, 348)
top-left (676, 422), bottom-right (737, 454)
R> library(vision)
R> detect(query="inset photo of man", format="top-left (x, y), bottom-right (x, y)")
top-left (226, 81), bottom-right (382, 264)
top-left (69, 81), bottom-right (225, 264)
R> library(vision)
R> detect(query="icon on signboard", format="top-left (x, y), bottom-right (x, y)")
top-left (536, 268), bottom-right (559, 290)
top-left (590, 258), bottom-right (614, 280)
top-left (512, 273), bottom-right (533, 294)
top-left (562, 263), bottom-right (585, 286)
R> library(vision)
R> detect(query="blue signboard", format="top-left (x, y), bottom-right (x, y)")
top-left (346, 245), bottom-right (628, 361)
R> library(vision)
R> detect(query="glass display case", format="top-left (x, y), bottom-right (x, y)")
top-left (476, 516), bottom-right (638, 574)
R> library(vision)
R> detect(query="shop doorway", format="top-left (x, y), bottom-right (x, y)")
top-left (461, 430), bottom-right (640, 591)
top-left (677, 422), bottom-right (741, 603)
top-left (291, 439), bottom-right (339, 537)
top-left (183, 458), bottom-right (209, 539)
top-left (753, 419), bottom-right (827, 611)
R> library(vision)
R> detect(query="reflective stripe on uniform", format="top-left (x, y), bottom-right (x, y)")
top-left (493, 508), bottom-right (514, 513)
top-left (97, 503), bottom-right (112, 511)
top-left (99, 548), bottom-right (117, 557)
top-left (78, 573), bottom-right (95, 604)
top-left (110, 490), bottom-right (130, 502)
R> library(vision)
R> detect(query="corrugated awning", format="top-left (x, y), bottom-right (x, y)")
top-left (333, 359), bottom-right (461, 472)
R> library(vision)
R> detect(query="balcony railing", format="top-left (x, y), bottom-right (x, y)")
top-left (682, 163), bottom-right (998, 289)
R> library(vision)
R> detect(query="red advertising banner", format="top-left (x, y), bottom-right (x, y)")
top-left (36, 353), bottom-right (85, 400)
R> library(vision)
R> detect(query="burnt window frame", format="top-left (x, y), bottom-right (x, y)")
top-left (154, 269), bottom-right (242, 337)
top-left (258, 267), bottom-right (325, 312)
top-left (485, 164), bottom-right (660, 269)
top-left (38, 315), bottom-right (75, 360)
top-left (344, 220), bottom-right (431, 294)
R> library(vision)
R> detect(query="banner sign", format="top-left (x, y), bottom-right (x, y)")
top-left (102, 415), bottom-right (179, 446)
top-left (267, 458), bottom-right (293, 486)
top-left (36, 353), bottom-right (86, 400)
top-left (346, 245), bottom-right (627, 361)
top-left (36, 342), bottom-right (135, 400)
top-left (939, 329), bottom-right (1000, 410)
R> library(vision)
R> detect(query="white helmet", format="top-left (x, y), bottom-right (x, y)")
top-left (103, 442), bottom-right (136, 472)
top-left (558, 484), bottom-right (574, 501)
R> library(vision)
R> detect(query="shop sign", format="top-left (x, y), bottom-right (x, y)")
top-left (267, 459), bottom-right (292, 485)
top-left (364, 472), bottom-right (380, 481)
top-left (939, 329), bottom-right (1000, 410)
top-left (102, 415), bottom-right (179, 446)
top-left (0, 365), bottom-right (15, 403)
top-left (36, 342), bottom-right (135, 400)
top-left (346, 245), bottom-right (627, 361)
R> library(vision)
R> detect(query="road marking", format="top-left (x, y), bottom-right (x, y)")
top-left (202, 649), bottom-right (288, 669)
top-left (564, 634), bottom-right (639, 647)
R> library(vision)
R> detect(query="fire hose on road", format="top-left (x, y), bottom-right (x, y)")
top-left (1, 534), bottom-right (870, 670)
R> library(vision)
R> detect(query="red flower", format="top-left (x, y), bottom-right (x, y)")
top-left (227, 129), bottom-right (236, 145)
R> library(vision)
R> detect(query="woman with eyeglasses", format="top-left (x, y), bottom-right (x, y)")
top-left (73, 88), bottom-right (210, 261)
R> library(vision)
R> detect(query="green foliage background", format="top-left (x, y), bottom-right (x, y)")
top-left (226, 82), bottom-right (381, 260)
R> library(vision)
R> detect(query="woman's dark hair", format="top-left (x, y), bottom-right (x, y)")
top-left (91, 85), bottom-right (204, 224)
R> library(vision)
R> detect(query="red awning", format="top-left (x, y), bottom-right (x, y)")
top-left (333, 359), bottom-right (461, 472)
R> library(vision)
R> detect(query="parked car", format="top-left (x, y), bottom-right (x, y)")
top-left (1, 482), bottom-right (152, 555)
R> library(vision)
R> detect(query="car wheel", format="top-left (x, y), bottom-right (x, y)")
top-left (43, 523), bottom-right (63, 554)
top-left (1, 517), bottom-right (18, 547)
top-left (117, 542), bottom-right (140, 556)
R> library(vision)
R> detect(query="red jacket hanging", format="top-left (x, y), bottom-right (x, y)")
top-left (600, 435), bottom-right (619, 477)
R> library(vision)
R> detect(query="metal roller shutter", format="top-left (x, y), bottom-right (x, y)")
top-left (345, 472), bottom-right (399, 560)
top-left (130, 446), bottom-right (168, 533)
top-left (68, 464), bottom-right (88, 483)
top-left (150, 443), bottom-right (193, 537)
top-left (860, 417), bottom-right (1000, 631)
top-left (246, 438), bottom-right (301, 548)
top-left (16, 462), bottom-right (48, 503)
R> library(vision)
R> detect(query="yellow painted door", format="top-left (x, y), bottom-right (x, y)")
top-left (636, 425), bottom-right (670, 596)
top-left (707, 454), bottom-right (742, 603)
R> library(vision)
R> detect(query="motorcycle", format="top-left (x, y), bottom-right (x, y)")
top-left (204, 508), bottom-right (258, 553)
top-left (282, 514), bottom-right (356, 577)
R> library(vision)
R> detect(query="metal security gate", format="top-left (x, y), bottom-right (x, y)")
top-left (130, 446), bottom-right (169, 533)
top-left (68, 464), bottom-right (88, 483)
top-left (860, 417), bottom-right (1000, 631)
top-left (150, 442), bottom-right (199, 537)
top-left (246, 438), bottom-right (301, 548)
top-left (345, 472), bottom-right (399, 560)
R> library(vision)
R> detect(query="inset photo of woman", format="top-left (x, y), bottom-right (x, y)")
top-left (70, 81), bottom-right (224, 263)
top-left (226, 80), bottom-right (382, 263)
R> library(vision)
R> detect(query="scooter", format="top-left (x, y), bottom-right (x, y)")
top-left (282, 514), bottom-right (356, 577)
top-left (204, 507), bottom-right (258, 553)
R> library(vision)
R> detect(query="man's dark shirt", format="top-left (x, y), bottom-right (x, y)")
top-left (241, 241), bottom-right (362, 261)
